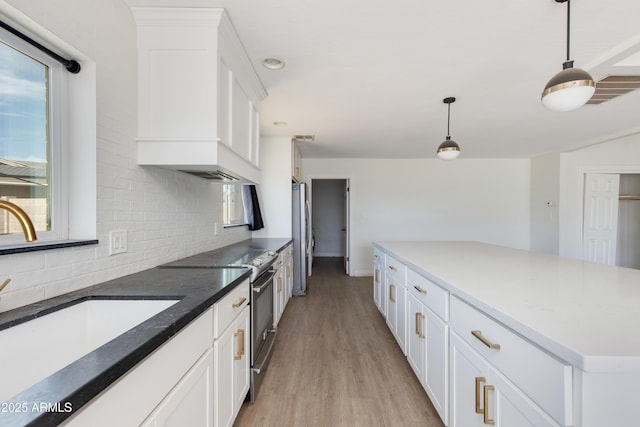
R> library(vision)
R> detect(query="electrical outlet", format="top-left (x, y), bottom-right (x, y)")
top-left (109, 230), bottom-right (128, 255)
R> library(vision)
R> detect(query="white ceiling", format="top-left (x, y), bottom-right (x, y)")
top-left (124, 0), bottom-right (640, 159)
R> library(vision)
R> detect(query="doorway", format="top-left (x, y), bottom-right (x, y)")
top-left (310, 179), bottom-right (350, 275)
top-left (582, 173), bottom-right (640, 269)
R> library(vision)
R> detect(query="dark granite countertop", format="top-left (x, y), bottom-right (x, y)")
top-left (0, 238), bottom-right (291, 426)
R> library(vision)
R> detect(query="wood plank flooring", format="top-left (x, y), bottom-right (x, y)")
top-left (234, 257), bottom-right (444, 427)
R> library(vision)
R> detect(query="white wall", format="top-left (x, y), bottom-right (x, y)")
top-left (251, 137), bottom-right (292, 239)
top-left (558, 133), bottom-right (640, 259)
top-left (0, 0), bottom-right (249, 312)
top-left (302, 158), bottom-right (531, 276)
top-left (530, 152), bottom-right (561, 255)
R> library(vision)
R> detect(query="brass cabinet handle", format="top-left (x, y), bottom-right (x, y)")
top-left (415, 312), bottom-right (425, 338)
top-left (232, 297), bottom-right (247, 308)
top-left (389, 265), bottom-right (398, 272)
top-left (234, 329), bottom-right (245, 360)
top-left (374, 254), bottom-right (380, 259)
top-left (475, 377), bottom-right (485, 414)
top-left (278, 277), bottom-right (283, 292)
top-left (413, 285), bottom-right (427, 294)
top-left (389, 284), bottom-right (396, 302)
top-left (483, 385), bottom-right (495, 425)
top-left (471, 330), bottom-right (501, 350)
top-left (375, 268), bottom-right (380, 283)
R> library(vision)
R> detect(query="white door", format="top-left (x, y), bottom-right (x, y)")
top-left (583, 173), bottom-right (620, 265)
top-left (343, 180), bottom-right (350, 275)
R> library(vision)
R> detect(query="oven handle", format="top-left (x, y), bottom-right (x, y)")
top-left (252, 269), bottom-right (276, 293)
top-left (253, 329), bottom-right (277, 375)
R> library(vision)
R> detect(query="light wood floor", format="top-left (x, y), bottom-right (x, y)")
top-left (234, 257), bottom-right (444, 427)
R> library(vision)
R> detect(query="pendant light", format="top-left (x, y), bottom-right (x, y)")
top-left (541, 0), bottom-right (595, 112)
top-left (437, 97), bottom-right (461, 161)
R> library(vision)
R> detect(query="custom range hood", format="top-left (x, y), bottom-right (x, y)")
top-left (133, 8), bottom-right (266, 184)
top-left (137, 138), bottom-right (261, 183)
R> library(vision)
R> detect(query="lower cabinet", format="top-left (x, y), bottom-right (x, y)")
top-left (213, 307), bottom-right (250, 427)
top-left (450, 332), bottom-right (560, 427)
top-left (373, 249), bottom-right (385, 316)
top-left (142, 350), bottom-right (214, 427)
top-left (64, 281), bottom-right (251, 427)
top-left (406, 292), bottom-right (448, 425)
top-left (385, 271), bottom-right (407, 353)
top-left (65, 309), bottom-right (214, 426)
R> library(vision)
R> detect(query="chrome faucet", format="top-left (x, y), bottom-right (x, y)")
top-left (0, 200), bottom-right (37, 242)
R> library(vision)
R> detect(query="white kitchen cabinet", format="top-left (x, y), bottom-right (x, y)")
top-left (406, 292), bottom-right (448, 424)
top-left (450, 332), bottom-right (560, 427)
top-left (133, 8), bottom-right (266, 182)
top-left (273, 265), bottom-right (285, 327)
top-left (284, 244), bottom-right (294, 304)
top-left (292, 141), bottom-right (302, 181)
top-left (142, 350), bottom-right (213, 427)
top-left (213, 309), bottom-right (249, 427)
top-left (450, 296), bottom-right (572, 426)
top-left (373, 249), bottom-right (385, 316)
top-left (65, 309), bottom-right (214, 426)
top-left (385, 255), bottom-right (407, 354)
top-left (213, 281), bottom-right (250, 427)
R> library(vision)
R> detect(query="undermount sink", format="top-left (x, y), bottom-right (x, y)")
top-left (0, 298), bottom-right (179, 402)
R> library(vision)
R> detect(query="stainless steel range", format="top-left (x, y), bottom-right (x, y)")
top-left (160, 246), bottom-right (280, 403)
top-left (243, 250), bottom-right (278, 403)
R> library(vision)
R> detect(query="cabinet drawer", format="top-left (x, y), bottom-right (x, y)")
top-left (407, 269), bottom-right (449, 321)
top-left (450, 296), bottom-right (572, 426)
top-left (213, 280), bottom-right (250, 339)
top-left (385, 254), bottom-right (406, 285)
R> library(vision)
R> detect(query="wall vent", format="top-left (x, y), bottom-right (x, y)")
top-left (293, 135), bottom-right (315, 143)
top-left (587, 75), bottom-right (640, 105)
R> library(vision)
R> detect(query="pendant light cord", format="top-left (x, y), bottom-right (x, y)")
top-left (446, 103), bottom-right (451, 138)
top-left (565, 0), bottom-right (571, 62)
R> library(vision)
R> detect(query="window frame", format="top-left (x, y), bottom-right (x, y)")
top-left (0, 26), bottom-right (68, 245)
top-left (222, 183), bottom-right (247, 227)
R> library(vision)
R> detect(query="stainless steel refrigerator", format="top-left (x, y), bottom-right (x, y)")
top-left (292, 182), bottom-right (312, 295)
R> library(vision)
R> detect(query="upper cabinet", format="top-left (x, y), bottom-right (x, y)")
top-left (133, 8), bottom-right (267, 183)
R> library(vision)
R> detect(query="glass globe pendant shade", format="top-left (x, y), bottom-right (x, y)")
top-left (541, 63), bottom-right (595, 112)
top-left (437, 137), bottom-right (461, 161)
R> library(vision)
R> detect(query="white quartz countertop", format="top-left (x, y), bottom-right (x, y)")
top-left (374, 241), bottom-right (640, 373)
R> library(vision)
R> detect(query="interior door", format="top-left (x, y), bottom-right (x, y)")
top-left (583, 173), bottom-right (620, 265)
top-left (343, 180), bottom-right (350, 275)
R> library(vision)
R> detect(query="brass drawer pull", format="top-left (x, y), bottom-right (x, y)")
top-left (415, 312), bottom-right (425, 338)
top-left (234, 329), bottom-right (245, 360)
top-left (389, 284), bottom-right (396, 302)
top-left (232, 297), bottom-right (247, 308)
top-left (389, 265), bottom-right (398, 272)
top-left (375, 268), bottom-right (380, 283)
top-left (413, 285), bottom-right (427, 294)
top-left (483, 385), bottom-right (495, 425)
top-left (471, 330), bottom-right (501, 350)
top-left (475, 377), bottom-right (485, 414)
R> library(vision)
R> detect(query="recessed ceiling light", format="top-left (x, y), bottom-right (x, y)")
top-left (273, 121), bottom-right (288, 126)
top-left (262, 58), bottom-right (285, 70)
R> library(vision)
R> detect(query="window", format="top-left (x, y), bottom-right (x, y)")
top-left (0, 27), bottom-right (66, 244)
top-left (222, 184), bottom-right (246, 226)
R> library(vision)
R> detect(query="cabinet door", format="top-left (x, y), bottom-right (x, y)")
top-left (406, 293), bottom-right (426, 383)
top-left (233, 308), bottom-right (250, 413)
top-left (373, 259), bottom-right (384, 316)
top-left (395, 283), bottom-right (406, 354)
top-left (273, 268), bottom-right (284, 327)
top-left (424, 308), bottom-right (448, 425)
top-left (489, 369), bottom-right (561, 427)
top-left (213, 324), bottom-right (235, 427)
top-left (385, 275), bottom-right (397, 335)
top-left (150, 350), bottom-right (214, 427)
top-left (450, 332), bottom-right (489, 427)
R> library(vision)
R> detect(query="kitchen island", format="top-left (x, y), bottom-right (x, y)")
top-left (373, 240), bottom-right (640, 427)
top-left (0, 238), bottom-right (290, 426)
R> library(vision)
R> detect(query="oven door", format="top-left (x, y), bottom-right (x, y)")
top-left (250, 269), bottom-right (277, 402)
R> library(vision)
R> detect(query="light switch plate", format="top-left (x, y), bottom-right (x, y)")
top-left (109, 230), bottom-right (128, 255)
